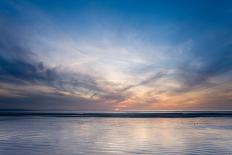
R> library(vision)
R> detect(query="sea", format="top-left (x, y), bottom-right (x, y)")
top-left (0, 111), bottom-right (232, 155)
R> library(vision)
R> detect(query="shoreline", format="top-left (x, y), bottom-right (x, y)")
top-left (1, 111), bottom-right (232, 118)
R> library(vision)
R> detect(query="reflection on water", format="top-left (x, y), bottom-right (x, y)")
top-left (0, 117), bottom-right (232, 154)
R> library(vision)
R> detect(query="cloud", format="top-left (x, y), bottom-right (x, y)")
top-left (176, 32), bottom-right (232, 92)
top-left (0, 0), bottom-right (231, 111)
top-left (120, 71), bottom-right (167, 92)
top-left (0, 14), bottom-right (117, 109)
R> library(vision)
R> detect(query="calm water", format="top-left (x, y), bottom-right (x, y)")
top-left (0, 117), bottom-right (232, 155)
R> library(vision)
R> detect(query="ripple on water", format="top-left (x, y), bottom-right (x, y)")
top-left (0, 117), bottom-right (232, 155)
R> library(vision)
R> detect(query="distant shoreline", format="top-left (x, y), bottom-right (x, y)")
top-left (0, 111), bottom-right (232, 118)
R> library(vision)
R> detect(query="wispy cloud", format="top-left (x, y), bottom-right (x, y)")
top-left (0, 0), bottom-right (231, 110)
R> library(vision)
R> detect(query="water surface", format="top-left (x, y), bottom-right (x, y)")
top-left (0, 117), bottom-right (232, 155)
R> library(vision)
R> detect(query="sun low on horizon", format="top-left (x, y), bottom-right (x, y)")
top-left (0, 0), bottom-right (231, 111)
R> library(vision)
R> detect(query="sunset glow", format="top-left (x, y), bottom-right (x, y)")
top-left (0, 0), bottom-right (231, 111)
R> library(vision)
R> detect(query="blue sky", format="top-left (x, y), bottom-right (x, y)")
top-left (0, 0), bottom-right (231, 110)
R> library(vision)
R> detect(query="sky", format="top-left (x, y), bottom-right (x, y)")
top-left (0, 0), bottom-right (231, 111)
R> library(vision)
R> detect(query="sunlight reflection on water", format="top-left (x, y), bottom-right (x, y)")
top-left (0, 117), bottom-right (232, 155)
